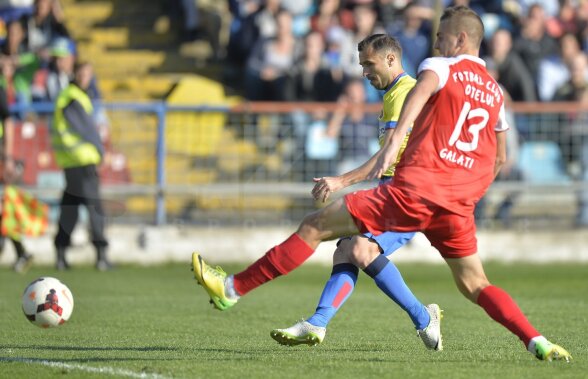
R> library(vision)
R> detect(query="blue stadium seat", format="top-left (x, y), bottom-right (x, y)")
top-left (517, 141), bottom-right (570, 183)
top-left (305, 122), bottom-right (338, 160)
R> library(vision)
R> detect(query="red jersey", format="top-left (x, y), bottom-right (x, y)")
top-left (393, 55), bottom-right (509, 215)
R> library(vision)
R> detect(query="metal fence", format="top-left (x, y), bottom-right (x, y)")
top-left (11, 101), bottom-right (588, 229)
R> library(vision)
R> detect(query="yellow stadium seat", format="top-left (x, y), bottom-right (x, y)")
top-left (63, 2), bottom-right (113, 25)
top-left (90, 28), bottom-right (130, 48)
top-left (195, 195), bottom-right (292, 212)
top-left (165, 75), bottom-right (227, 157)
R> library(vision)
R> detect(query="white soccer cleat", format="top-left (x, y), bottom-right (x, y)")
top-left (270, 320), bottom-right (326, 346)
top-left (417, 304), bottom-right (443, 351)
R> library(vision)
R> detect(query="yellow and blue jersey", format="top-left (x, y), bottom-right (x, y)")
top-left (378, 73), bottom-right (416, 177)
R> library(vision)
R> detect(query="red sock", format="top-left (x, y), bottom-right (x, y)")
top-left (477, 285), bottom-right (540, 347)
top-left (233, 233), bottom-right (315, 296)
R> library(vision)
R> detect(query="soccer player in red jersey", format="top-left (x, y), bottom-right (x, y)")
top-left (192, 6), bottom-right (571, 361)
top-left (270, 35), bottom-right (439, 350)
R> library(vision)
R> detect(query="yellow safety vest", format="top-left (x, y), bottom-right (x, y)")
top-left (51, 84), bottom-right (101, 168)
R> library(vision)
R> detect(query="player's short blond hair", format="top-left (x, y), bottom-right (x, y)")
top-left (440, 6), bottom-right (484, 48)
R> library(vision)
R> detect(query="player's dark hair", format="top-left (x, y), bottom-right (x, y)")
top-left (441, 5), bottom-right (484, 48)
top-left (358, 34), bottom-right (402, 59)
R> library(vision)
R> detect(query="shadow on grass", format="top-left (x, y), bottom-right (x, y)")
top-left (0, 345), bottom-right (179, 352)
top-left (0, 345), bottom-right (303, 358)
top-left (0, 356), bottom-right (180, 364)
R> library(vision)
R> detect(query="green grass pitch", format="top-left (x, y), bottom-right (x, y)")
top-left (0, 262), bottom-right (586, 379)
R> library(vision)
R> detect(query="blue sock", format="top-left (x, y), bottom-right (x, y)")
top-left (364, 255), bottom-right (430, 329)
top-left (307, 263), bottom-right (359, 328)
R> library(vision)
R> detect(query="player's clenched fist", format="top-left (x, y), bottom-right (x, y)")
top-left (312, 177), bottom-right (344, 203)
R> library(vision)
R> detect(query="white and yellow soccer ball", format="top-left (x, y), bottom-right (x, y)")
top-left (22, 277), bottom-right (74, 328)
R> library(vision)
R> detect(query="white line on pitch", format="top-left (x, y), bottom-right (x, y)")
top-left (1, 357), bottom-right (171, 379)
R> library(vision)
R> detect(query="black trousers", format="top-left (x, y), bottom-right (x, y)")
top-left (54, 164), bottom-right (108, 249)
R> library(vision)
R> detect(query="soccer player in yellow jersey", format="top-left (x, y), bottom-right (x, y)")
top-left (377, 67), bottom-right (414, 177)
top-left (267, 34), bottom-right (442, 348)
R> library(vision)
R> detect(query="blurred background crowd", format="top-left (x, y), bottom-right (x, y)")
top-left (1, 0), bottom-right (588, 230)
top-left (1, 0), bottom-right (587, 107)
top-left (219, 0), bottom-right (588, 105)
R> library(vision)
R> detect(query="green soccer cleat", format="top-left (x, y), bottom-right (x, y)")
top-left (191, 253), bottom-right (237, 311)
top-left (534, 341), bottom-right (572, 362)
top-left (417, 304), bottom-right (443, 351)
top-left (270, 320), bottom-right (326, 347)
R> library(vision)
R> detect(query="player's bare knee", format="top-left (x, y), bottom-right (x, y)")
top-left (297, 211), bottom-right (323, 241)
top-left (456, 278), bottom-right (490, 303)
top-left (333, 238), bottom-right (354, 263)
top-left (332, 243), bottom-right (352, 265)
top-left (348, 236), bottom-right (379, 268)
top-left (446, 256), bottom-right (490, 302)
top-left (471, 281), bottom-right (491, 301)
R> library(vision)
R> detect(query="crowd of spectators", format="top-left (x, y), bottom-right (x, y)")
top-left (223, 0), bottom-right (588, 105)
top-left (0, 0), bottom-right (104, 117)
top-left (4, 1), bottom-right (586, 111)
top-left (220, 0), bottom-right (588, 226)
top-left (3, 0), bottom-right (588, 226)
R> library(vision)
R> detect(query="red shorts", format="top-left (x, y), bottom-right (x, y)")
top-left (344, 184), bottom-right (477, 258)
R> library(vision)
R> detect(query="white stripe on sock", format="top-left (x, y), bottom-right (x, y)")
top-left (527, 335), bottom-right (548, 353)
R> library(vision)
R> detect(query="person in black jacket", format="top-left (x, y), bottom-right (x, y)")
top-left (486, 28), bottom-right (537, 102)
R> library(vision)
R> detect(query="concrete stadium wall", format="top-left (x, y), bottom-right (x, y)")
top-left (1, 225), bottom-right (588, 268)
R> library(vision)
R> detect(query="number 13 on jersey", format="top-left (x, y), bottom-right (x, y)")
top-left (448, 101), bottom-right (490, 152)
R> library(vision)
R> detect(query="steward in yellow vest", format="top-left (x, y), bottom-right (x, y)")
top-left (51, 71), bottom-right (103, 168)
top-left (52, 62), bottom-right (111, 271)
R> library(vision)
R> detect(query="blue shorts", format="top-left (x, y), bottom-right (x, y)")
top-left (337, 231), bottom-right (415, 256)
top-left (338, 176), bottom-right (416, 255)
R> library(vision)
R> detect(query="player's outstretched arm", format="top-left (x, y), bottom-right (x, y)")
top-left (368, 70), bottom-right (439, 179)
top-left (312, 127), bottom-right (400, 203)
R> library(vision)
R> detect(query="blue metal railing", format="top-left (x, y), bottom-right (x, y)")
top-left (10, 101), bottom-right (233, 225)
top-left (10, 101), bottom-right (586, 227)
